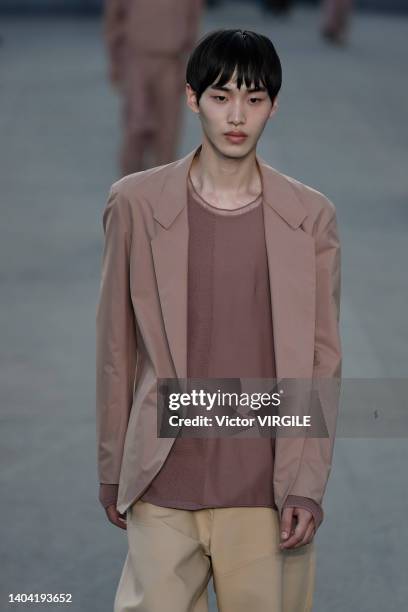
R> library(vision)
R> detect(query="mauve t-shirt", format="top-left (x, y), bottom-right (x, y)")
top-left (140, 173), bottom-right (278, 509)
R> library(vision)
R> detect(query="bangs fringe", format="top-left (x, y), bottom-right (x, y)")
top-left (187, 29), bottom-right (282, 102)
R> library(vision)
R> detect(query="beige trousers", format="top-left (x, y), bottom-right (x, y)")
top-left (114, 500), bottom-right (316, 612)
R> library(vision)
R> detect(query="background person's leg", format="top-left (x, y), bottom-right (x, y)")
top-left (114, 500), bottom-right (212, 612)
top-left (119, 55), bottom-right (156, 175)
top-left (150, 55), bottom-right (187, 167)
top-left (321, 0), bottom-right (354, 44)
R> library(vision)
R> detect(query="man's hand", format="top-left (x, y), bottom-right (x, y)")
top-left (279, 506), bottom-right (315, 550)
top-left (105, 504), bottom-right (127, 530)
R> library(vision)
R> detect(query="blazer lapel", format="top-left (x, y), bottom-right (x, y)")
top-left (150, 148), bottom-right (198, 382)
top-left (258, 158), bottom-right (316, 381)
top-left (151, 147), bottom-right (316, 388)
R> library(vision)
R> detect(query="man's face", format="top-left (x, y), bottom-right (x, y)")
top-left (186, 71), bottom-right (278, 158)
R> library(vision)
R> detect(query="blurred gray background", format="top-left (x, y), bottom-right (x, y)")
top-left (0, 0), bottom-right (408, 13)
top-left (0, 1), bottom-right (407, 611)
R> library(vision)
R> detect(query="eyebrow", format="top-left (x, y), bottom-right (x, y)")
top-left (210, 85), bottom-right (267, 93)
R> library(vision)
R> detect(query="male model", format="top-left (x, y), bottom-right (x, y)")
top-left (103, 0), bottom-right (203, 175)
top-left (96, 29), bottom-right (342, 612)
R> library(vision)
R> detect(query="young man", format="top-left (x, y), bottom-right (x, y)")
top-left (96, 29), bottom-right (342, 612)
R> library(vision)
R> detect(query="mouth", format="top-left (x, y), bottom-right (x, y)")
top-left (224, 132), bottom-right (248, 143)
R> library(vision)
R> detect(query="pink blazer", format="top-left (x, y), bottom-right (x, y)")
top-left (96, 145), bottom-right (342, 520)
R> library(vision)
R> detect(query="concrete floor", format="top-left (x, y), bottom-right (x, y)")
top-left (0, 3), bottom-right (407, 611)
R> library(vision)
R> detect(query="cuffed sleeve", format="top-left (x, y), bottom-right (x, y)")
top-left (96, 187), bottom-right (137, 494)
top-left (99, 483), bottom-right (119, 510)
top-left (283, 494), bottom-right (324, 531)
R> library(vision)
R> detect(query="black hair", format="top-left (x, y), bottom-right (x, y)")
top-left (186, 29), bottom-right (282, 104)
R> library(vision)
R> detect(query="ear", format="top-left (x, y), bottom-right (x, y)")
top-left (269, 95), bottom-right (279, 118)
top-left (186, 83), bottom-right (200, 114)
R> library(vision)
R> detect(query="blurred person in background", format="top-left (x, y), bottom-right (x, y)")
top-left (321, 0), bottom-right (354, 44)
top-left (261, 0), bottom-right (293, 16)
top-left (103, 0), bottom-right (203, 175)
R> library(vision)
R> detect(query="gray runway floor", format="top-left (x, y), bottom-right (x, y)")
top-left (0, 3), bottom-right (407, 611)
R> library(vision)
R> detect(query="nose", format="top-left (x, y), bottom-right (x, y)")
top-left (227, 99), bottom-right (246, 126)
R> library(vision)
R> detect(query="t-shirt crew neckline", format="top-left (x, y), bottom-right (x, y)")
top-left (187, 172), bottom-right (262, 217)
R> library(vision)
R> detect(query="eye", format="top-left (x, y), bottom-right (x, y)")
top-left (212, 95), bottom-right (227, 102)
top-left (249, 97), bottom-right (263, 104)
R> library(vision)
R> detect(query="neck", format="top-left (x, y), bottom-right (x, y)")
top-left (189, 137), bottom-right (262, 206)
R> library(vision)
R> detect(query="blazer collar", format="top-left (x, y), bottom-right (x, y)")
top-left (153, 144), bottom-right (308, 229)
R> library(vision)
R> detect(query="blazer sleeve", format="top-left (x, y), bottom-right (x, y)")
top-left (283, 204), bottom-right (342, 529)
top-left (96, 187), bottom-right (138, 499)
